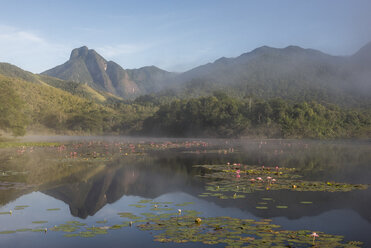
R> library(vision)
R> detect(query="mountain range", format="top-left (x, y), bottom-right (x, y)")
top-left (1, 42), bottom-right (371, 137)
top-left (39, 42), bottom-right (371, 106)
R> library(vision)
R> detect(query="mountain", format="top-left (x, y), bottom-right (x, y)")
top-left (0, 62), bottom-right (157, 136)
top-left (170, 43), bottom-right (371, 107)
top-left (0, 62), bottom-right (121, 103)
top-left (41, 43), bottom-right (371, 106)
top-left (127, 65), bottom-right (177, 93)
top-left (42, 46), bottom-right (175, 98)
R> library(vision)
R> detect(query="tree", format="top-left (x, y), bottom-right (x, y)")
top-left (0, 79), bottom-right (27, 136)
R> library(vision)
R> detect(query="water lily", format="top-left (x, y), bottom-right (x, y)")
top-left (311, 232), bottom-right (319, 244)
top-left (178, 209), bottom-right (181, 214)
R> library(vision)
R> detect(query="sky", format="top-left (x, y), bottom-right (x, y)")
top-left (0, 0), bottom-right (370, 73)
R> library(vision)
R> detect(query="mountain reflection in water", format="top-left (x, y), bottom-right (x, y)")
top-left (0, 138), bottom-right (370, 247)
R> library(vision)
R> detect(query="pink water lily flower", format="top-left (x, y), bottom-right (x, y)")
top-left (311, 232), bottom-right (319, 243)
top-left (236, 169), bottom-right (241, 174)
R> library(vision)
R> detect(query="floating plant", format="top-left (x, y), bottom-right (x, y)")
top-left (46, 208), bottom-right (61, 211)
top-left (32, 221), bottom-right (48, 224)
top-left (276, 205), bottom-right (288, 209)
top-left (0, 230), bottom-right (16, 234)
top-left (117, 212), bottom-right (142, 220)
top-left (0, 200), bottom-right (364, 247)
top-left (194, 164), bottom-right (369, 200)
top-left (137, 214), bottom-right (362, 247)
top-left (128, 204), bottom-right (146, 208)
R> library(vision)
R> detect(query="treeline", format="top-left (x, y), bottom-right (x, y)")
top-left (141, 92), bottom-right (371, 138)
top-left (1, 74), bottom-right (370, 139)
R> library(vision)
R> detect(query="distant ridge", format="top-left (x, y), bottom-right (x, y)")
top-left (171, 43), bottom-right (371, 107)
top-left (40, 42), bottom-right (371, 106)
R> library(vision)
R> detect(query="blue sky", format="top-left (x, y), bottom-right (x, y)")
top-left (0, 0), bottom-right (370, 73)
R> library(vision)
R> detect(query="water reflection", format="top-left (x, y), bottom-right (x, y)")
top-left (0, 139), bottom-right (370, 246)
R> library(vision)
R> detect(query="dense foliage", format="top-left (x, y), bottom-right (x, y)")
top-left (0, 71), bottom-right (370, 138)
top-left (142, 93), bottom-right (371, 138)
top-left (0, 78), bottom-right (27, 136)
top-left (0, 75), bottom-right (156, 136)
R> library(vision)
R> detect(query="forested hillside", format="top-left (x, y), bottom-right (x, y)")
top-left (1, 42), bottom-right (371, 139)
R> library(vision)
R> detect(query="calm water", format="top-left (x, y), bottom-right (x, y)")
top-left (0, 137), bottom-right (370, 247)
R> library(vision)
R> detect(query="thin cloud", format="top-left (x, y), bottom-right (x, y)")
top-left (0, 25), bottom-right (69, 73)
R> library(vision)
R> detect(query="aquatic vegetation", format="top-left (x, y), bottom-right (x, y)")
top-left (32, 221), bottom-right (48, 224)
top-left (137, 215), bottom-right (362, 247)
top-left (15, 228), bottom-right (32, 232)
top-left (65, 221), bottom-right (86, 226)
top-left (13, 205), bottom-right (30, 211)
top-left (0, 200), bottom-right (364, 247)
top-left (0, 142), bottom-right (60, 149)
top-left (194, 164), bottom-right (369, 200)
top-left (46, 208), bottom-right (61, 211)
top-left (117, 212), bottom-right (142, 220)
top-left (51, 223), bottom-right (81, 233)
top-left (128, 204), bottom-right (146, 208)
top-left (0, 230), bottom-right (16, 234)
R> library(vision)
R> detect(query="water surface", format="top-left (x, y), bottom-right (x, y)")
top-left (0, 137), bottom-right (370, 247)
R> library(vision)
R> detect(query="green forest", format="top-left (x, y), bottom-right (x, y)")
top-left (1, 72), bottom-right (370, 139)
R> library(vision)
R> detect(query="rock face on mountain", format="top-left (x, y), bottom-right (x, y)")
top-left (42, 46), bottom-right (137, 97)
top-left (42, 46), bottom-right (175, 98)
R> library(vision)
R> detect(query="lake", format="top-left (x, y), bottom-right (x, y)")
top-left (0, 137), bottom-right (370, 247)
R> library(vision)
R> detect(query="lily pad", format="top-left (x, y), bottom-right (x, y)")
top-left (128, 204), bottom-right (146, 208)
top-left (0, 230), bottom-right (16, 234)
top-left (32, 221), bottom-right (48, 224)
top-left (255, 206), bottom-right (268, 210)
